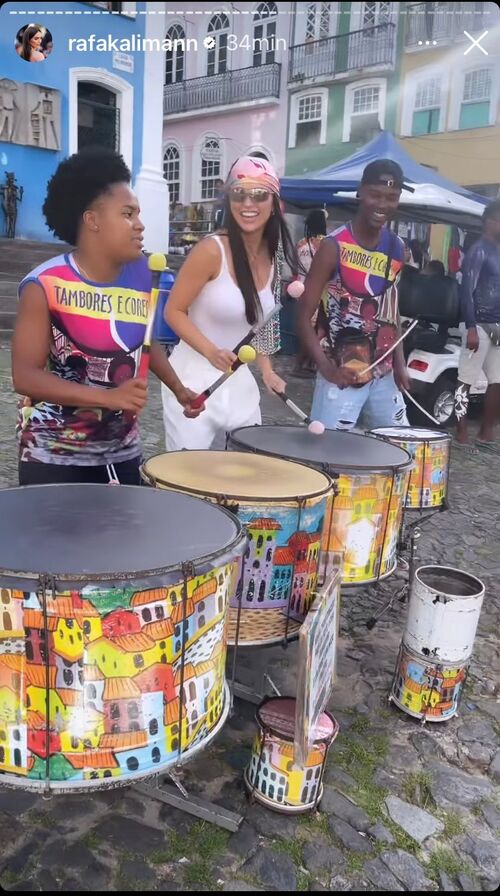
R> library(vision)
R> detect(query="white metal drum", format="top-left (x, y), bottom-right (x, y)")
top-left (404, 565), bottom-right (485, 664)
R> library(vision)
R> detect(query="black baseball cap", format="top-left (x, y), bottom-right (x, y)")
top-left (361, 159), bottom-right (414, 193)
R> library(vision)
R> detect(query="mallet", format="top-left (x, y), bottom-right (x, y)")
top-left (190, 345), bottom-right (257, 410)
top-left (138, 252), bottom-right (168, 379)
top-left (272, 389), bottom-right (325, 435)
top-left (190, 304), bottom-right (280, 410)
top-left (125, 252), bottom-right (167, 424)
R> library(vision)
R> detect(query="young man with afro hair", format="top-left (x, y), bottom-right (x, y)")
top-left (12, 147), bottom-right (202, 485)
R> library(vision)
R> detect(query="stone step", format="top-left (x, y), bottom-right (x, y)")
top-left (0, 282), bottom-right (19, 296)
top-left (0, 238), bottom-right (64, 250)
top-left (0, 311), bottom-right (16, 330)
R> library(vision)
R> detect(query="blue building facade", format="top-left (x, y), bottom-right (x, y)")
top-left (0, 2), bottom-right (168, 248)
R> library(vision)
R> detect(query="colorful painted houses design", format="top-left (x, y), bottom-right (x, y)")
top-left (0, 558), bottom-right (238, 785)
top-left (403, 441), bottom-right (448, 508)
top-left (246, 734), bottom-right (325, 809)
top-left (323, 472), bottom-right (407, 583)
top-left (237, 514), bottom-right (322, 622)
top-left (391, 645), bottom-right (467, 721)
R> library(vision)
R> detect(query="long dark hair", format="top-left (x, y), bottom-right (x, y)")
top-left (20, 24), bottom-right (43, 61)
top-left (223, 194), bottom-right (301, 326)
top-left (305, 208), bottom-right (327, 239)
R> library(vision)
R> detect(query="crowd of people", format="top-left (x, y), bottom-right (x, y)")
top-left (10, 146), bottom-right (500, 485)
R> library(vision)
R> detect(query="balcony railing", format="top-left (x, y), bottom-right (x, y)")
top-left (288, 22), bottom-right (396, 83)
top-left (163, 62), bottom-right (281, 115)
top-left (405, 2), bottom-right (493, 47)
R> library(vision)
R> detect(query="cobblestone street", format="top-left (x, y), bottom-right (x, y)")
top-left (0, 345), bottom-right (499, 892)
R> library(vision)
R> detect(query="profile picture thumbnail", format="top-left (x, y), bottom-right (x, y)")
top-left (15, 24), bottom-right (53, 63)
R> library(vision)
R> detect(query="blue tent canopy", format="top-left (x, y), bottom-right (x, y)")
top-left (280, 132), bottom-right (488, 207)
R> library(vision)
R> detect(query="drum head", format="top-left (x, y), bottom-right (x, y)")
top-left (0, 484), bottom-right (241, 579)
top-left (372, 426), bottom-right (450, 442)
top-left (229, 425), bottom-right (411, 472)
top-left (143, 451), bottom-right (331, 500)
top-left (258, 697), bottom-right (334, 742)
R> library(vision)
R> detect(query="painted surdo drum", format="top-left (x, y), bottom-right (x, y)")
top-left (141, 452), bottom-right (333, 646)
top-left (244, 696), bottom-right (338, 814)
top-left (227, 425), bottom-right (412, 586)
top-left (390, 565), bottom-right (485, 722)
top-left (0, 485), bottom-right (245, 791)
top-left (370, 427), bottom-right (451, 510)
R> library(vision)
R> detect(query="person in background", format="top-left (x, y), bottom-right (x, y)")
top-left (422, 260), bottom-right (445, 277)
top-left (297, 159), bottom-right (411, 431)
top-left (293, 208), bottom-right (328, 377)
top-left (454, 200), bottom-right (500, 453)
top-left (211, 179), bottom-right (225, 231)
top-left (409, 238), bottom-right (427, 271)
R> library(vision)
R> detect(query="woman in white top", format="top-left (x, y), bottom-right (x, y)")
top-left (162, 156), bottom-right (300, 450)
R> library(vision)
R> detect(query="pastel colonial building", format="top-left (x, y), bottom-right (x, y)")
top-left (161, 0), bottom-right (292, 229)
top-left (285, 2), bottom-right (406, 175)
top-left (397, 2), bottom-right (500, 264)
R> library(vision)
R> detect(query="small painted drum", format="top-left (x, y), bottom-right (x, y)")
top-left (244, 697), bottom-right (338, 813)
top-left (403, 565), bottom-right (485, 664)
top-left (141, 452), bottom-right (333, 646)
top-left (370, 427), bottom-right (451, 510)
top-left (0, 485), bottom-right (245, 792)
top-left (227, 425), bottom-right (412, 586)
top-left (389, 641), bottom-right (469, 722)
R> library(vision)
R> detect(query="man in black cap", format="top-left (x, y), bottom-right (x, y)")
top-left (297, 159), bottom-right (411, 430)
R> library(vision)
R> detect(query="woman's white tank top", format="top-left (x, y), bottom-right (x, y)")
top-left (167, 234), bottom-right (275, 394)
top-left (186, 234), bottom-right (275, 350)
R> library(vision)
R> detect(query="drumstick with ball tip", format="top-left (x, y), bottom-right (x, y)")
top-left (189, 344), bottom-right (257, 410)
top-left (138, 252), bottom-right (168, 379)
top-left (272, 389), bottom-right (325, 435)
top-left (189, 304), bottom-right (280, 410)
top-left (124, 252), bottom-right (167, 425)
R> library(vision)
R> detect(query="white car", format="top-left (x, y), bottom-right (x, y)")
top-left (405, 325), bottom-right (487, 426)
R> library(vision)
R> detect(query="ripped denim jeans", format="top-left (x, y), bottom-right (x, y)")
top-left (310, 371), bottom-right (409, 431)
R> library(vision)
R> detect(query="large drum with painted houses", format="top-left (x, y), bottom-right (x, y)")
top-left (141, 451), bottom-right (334, 646)
top-left (0, 484), bottom-right (245, 791)
top-left (227, 425), bottom-right (412, 587)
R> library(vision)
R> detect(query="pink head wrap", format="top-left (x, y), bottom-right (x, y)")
top-left (226, 155), bottom-right (280, 196)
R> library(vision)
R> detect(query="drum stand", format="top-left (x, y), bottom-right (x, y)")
top-left (133, 770), bottom-right (244, 833)
top-left (366, 503), bottom-right (448, 630)
top-left (230, 665), bottom-right (282, 707)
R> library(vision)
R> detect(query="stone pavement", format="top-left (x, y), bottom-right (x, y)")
top-left (0, 346), bottom-right (499, 892)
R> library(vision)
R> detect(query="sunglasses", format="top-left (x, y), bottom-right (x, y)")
top-left (228, 187), bottom-right (271, 204)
